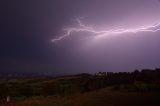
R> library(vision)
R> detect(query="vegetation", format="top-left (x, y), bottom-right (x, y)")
top-left (0, 68), bottom-right (160, 105)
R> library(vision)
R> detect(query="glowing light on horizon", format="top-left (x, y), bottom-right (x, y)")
top-left (51, 18), bottom-right (160, 43)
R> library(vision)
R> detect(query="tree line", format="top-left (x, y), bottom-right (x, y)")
top-left (0, 68), bottom-right (160, 101)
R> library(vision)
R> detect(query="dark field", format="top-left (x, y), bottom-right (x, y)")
top-left (1, 88), bottom-right (160, 106)
top-left (1, 69), bottom-right (160, 106)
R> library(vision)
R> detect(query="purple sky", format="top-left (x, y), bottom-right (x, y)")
top-left (1, 0), bottom-right (160, 75)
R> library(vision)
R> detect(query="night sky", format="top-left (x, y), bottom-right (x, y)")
top-left (1, 0), bottom-right (160, 75)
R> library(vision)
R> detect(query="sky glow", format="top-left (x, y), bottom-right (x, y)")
top-left (1, 0), bottom-right (160, 74)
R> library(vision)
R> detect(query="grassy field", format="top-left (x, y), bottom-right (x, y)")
top-left (1, 70), bottom-right (160, 106)
top-left (6, 87), bottom-right (160, 106)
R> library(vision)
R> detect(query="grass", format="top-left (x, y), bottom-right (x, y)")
top-left (8, 87), bottom-right (160, 106)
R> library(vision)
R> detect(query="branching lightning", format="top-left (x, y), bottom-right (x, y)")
top-left (51, 18), bottom-right (160, 43)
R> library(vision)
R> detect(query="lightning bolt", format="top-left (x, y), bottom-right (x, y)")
top-left (51, 18), bottom-right (160, 43)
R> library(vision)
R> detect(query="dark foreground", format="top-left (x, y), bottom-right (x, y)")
top-left (1, 69), bottom-right (160, 106)
top-left (1, 88), bottom-right (160, 106)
